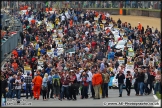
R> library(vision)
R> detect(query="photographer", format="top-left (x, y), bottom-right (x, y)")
top-left (116, 70), bottom-right (125, 97)
top-left (125, 71), bottom-right (132, 96)
top-left (14, 74), bottom-right (23, 103)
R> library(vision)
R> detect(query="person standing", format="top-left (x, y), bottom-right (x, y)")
top-left (24, 72), bottom-right (32, 99)
top-left (125, 71), bottom-right (132, 96)
top-left (143, 69), bottom-right (149, 95)
top-left (149, 67), bottom-right (156, 94)
top-left (0, 76), bottom-right (8, 103)
top-left (15, 74), bottom-right (23, 103)
top-left (52, 71), bottom-right (61, 100)
top-left (101, 68), bottom-right (110, 98)
top-left (138, 68), bottom-right (145, 96)
top-left (69, 70), bottom-right (77, 100)
top-left (133, 68), bottom-right (139, 96)
top-left (75, 70), bottom-right (81, 95)
top-left (60, 71), bottom-right (70, 101)
top-left (10, 75), bottom-right (16, 98)
top-left (33, 71), bottom-right (43, 100)
top-left (116, 70), bottom-right (125, 97)
top-left (80, 71), bottom-right (89, 99)
top-left (87, 69), bottom-right (93, 97)
top-left (92, 69), bottom-right (103, 99)
top-left (154, 71), bottom-right (161, 95)
top-left (47, 72), bottom-right (54, 99)
top-left (42, 73), bottom-right (48, 101)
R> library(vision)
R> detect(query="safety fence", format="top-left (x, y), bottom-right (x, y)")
top-left (1, 32), bottom-right (21, 62)
top-left (1, 1), bottom-right (161, 10)
top-left (1, 11), bottom-right (22, 62)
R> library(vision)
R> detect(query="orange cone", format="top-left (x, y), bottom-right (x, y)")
top-left (119, 8), bottom-right (123, 15)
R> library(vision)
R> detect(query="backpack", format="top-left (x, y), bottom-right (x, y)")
top-left (53, 79), bottom-right (59, 87)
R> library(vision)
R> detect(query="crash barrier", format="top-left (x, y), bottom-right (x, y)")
top-left (1, 1), bottom-right (161, 10)
top-left (1, 32), bottom-right (21, 62)
top-left (1, 10), bottom-right (23, 63)
top-left (82, 8), bottom-right (161, 18)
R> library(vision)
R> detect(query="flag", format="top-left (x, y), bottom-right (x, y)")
top-left (46, 1), bottom-right (48, 6)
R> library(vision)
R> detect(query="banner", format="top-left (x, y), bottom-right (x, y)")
top-left (102, 20), bottom-right (106, 24)
top-left (58, 29), bottom-right (62, 33)
top-left (57, 42), bottom-right (63, 48)
top-left (127, 42), bottom-right (132, 48)
top-left (128, 50), bottom-right (134, 57)
top-left (53, 34), bottom-right (57, 38)
top-left (38, 59), bottom-right (44, 65)
top-left (126, 62), bottom-right (134, 70)
top-left (120, 31), bottom-right (124, 36)
top-left (118, 57), bottom-right (125, 64)
top-left (94, 17), bottom-right (98, 20)
top-left (47, 50), bottom-right (53, 56)
top-left (123, 35), bottom-right (128, 41)
top-left (24, 66), bottom-right (31, 75)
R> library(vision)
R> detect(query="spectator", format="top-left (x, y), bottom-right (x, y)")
top-left (52, 71), bottom-right (61, 100)
top-left (116, 70), bottom-right (125, 97)
top-left (125, 71), bottom-right (132, 96)
top-left (42, 73), bottom-right (48, 101)
top-left (24, 72), bottom-right (32, 99)
top-left (92, 69), bottom-right (102, 99)
top-left (33, 71), bottom-right (43, 100)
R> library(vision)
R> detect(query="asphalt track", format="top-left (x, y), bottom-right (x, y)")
top-left (6, 89), bottom-right (160, 107)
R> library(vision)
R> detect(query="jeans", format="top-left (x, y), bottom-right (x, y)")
top-left (11, 89), bottom-right (16, 98)
top-left (47, 84), bottom-right (53, 98)
top-left (15, 89), bottom-right (21, 99)
top-left (144, 83), bottom-right (149, 94)
top-left (138, 82), bottom-right (144, 95)
top-left (60, 86), bottom-right (69, 99)
top-left (6, 83), bottom-right (12, 98)
top-left (154, 82), bottom-right (160, 94)
top-left (149, 82), bottom-right (154, 94)
top-left (26, 84), bottom-right (32, 98)
top-left (88, 81), bottom-right (92, 94)
top-left (102, 83), bottom-right (108, 97)
top-left (126, 82), bottom-right (131, 95)
top-left (118, 83), bottom-right (123, 95)
top-left (81, 85), bottom-right (88, 99)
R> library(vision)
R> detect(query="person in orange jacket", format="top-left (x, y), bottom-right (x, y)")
top-left (12, 59), bottom-right (18, 71)
top-left (92, 69), bottom-right (103, 99)
top-left (12, 49), bottom-right (18, 58)
top-left (32, 71), bottom-right (43, 100)
top-left (138, 22), bottom-right (142, 32)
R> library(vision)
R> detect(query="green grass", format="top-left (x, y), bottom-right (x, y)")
top-left (83, 8), bottom-right (161, 12)
top-left (156, 92), bottom-right (161, 99)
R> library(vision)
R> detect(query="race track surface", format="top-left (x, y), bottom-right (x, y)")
top-left (111, 15), bottom-right (161, 31)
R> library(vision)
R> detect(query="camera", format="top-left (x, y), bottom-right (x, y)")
top-left (16, 82), bottom-right (19, 85)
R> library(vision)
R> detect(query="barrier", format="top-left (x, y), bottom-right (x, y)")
top-left (1, 12), bottom-right (22, 62)
top-left (1, 32), bottom-right (21, 62)
top-left (82, 8), bottom-right (161, 18)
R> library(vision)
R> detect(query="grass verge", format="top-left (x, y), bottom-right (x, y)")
top-left (156, 92), bottom-right (161, 99)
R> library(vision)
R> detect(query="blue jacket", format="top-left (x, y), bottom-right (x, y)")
top-left (108, 76), bottom-right (114, 86)
top-left (108, 52), bottom-right (115, 60)
top-left (42, 77), bottom-right (48, 87)
top-left (17, 50), bottom-right (23, 57)
top-left (45, 67), bottom-right (51, 75)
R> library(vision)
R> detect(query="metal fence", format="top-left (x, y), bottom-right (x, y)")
top-left (1, 32), bottom-right (21, 62)
top-left (1, 1), bottom-right (161, 10)
top-left (50, 1), bottom-right (161, 10)
top-left (1, 12), bottom-right (22, 62)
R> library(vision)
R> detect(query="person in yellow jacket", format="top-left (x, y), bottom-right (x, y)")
top-left (37, 47), bottom-right (41, 57)
top-left (55, 17), bottom-right (60, 28)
